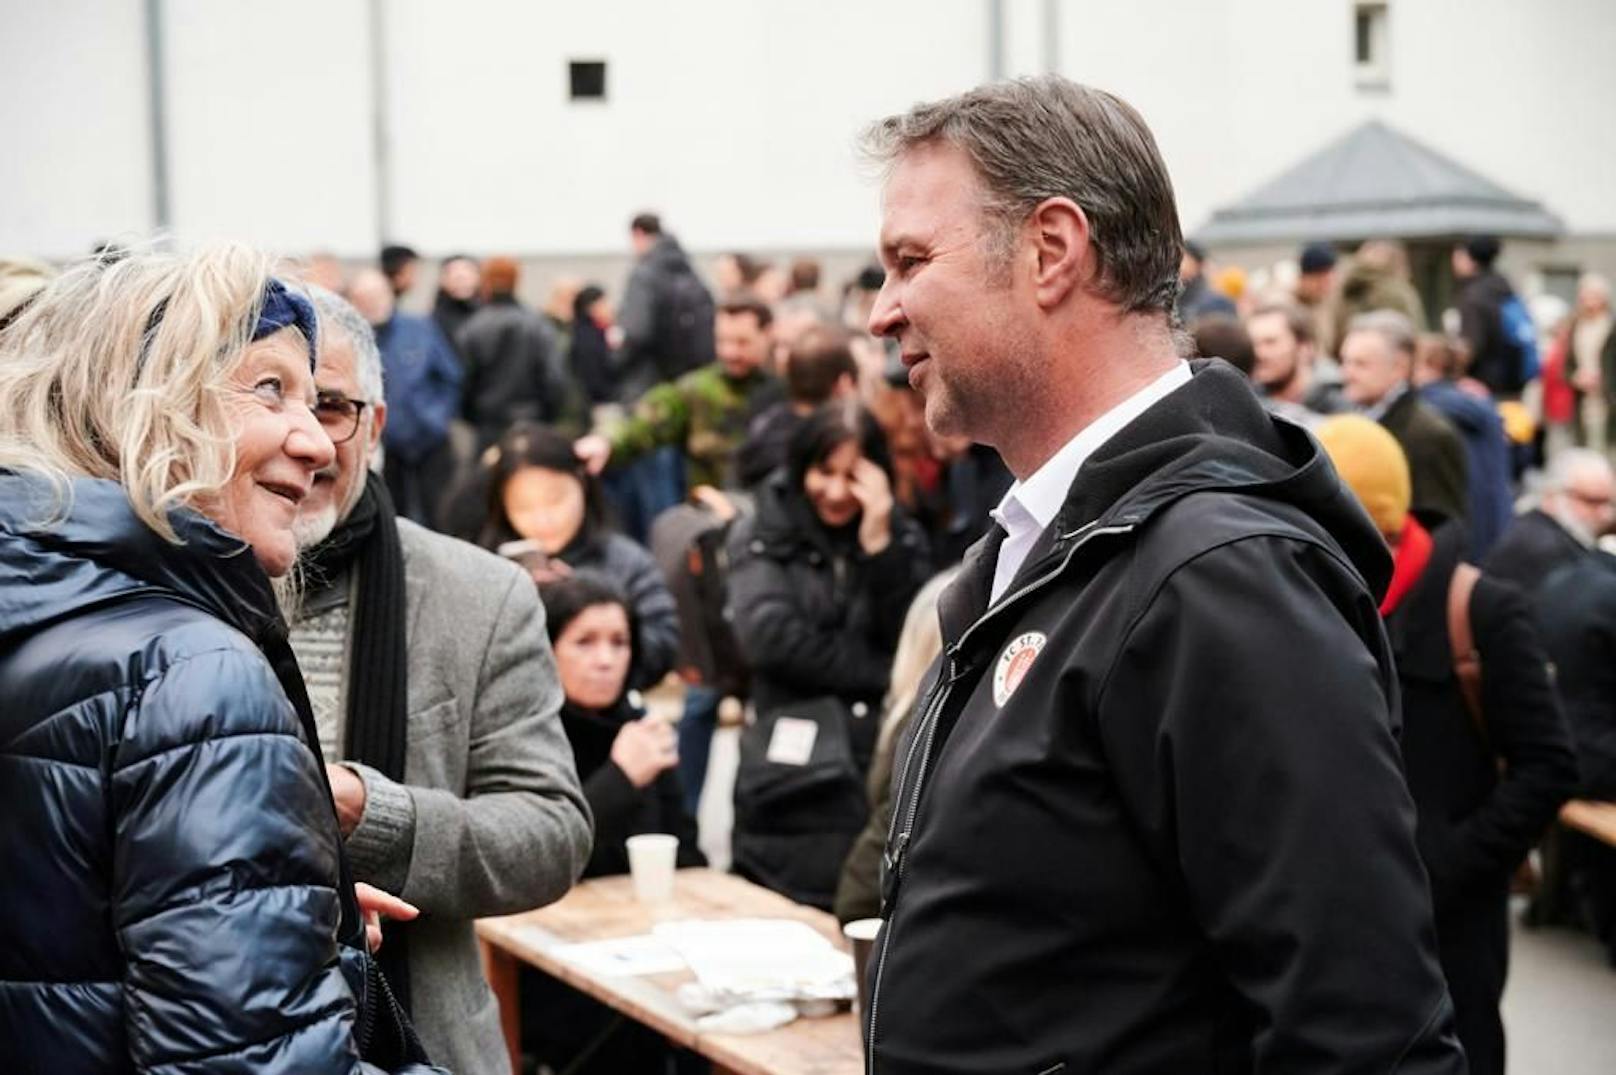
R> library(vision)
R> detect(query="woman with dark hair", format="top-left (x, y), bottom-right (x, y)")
top-left (539, 573), bottom-right (703, 877)
top-left (725, 402), bottom-right (931, 907)
top-left (567, 284), bottom-right (618, 406)
top-left (477, 421), bottom-right (678, 690)
top-left (523, 573), bottom-right (702, 1075)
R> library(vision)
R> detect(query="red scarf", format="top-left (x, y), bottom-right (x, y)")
top-left (1380, 516), bottom-right (1432, 616)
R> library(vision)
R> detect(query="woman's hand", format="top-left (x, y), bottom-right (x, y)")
top-left (851, 458), bottom-right (895, 555)
top-left (354, 883), bottom-right (418, 953)
top-left (611, 716), bottom-right (679, 789)
top-left (327, 763), bottom-right (367, 837)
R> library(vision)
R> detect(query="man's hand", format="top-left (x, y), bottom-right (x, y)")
top-left (690, 484), bottom-right (738, 523)
top-left (327, 763), bottom-right (367, 837)
top-left (610, 716), bottom-right (679, 789)
top-left (354, 882), bottom-right (418, 953)
top-left (851, 457), bottom-right (895, 555)
top-left (574, 434), bottom-right (612, 475)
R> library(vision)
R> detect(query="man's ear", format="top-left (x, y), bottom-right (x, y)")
top-left (1027, 197), bottom-right (1092, 310)
top-left (368, 400), bottom-right (388, 465)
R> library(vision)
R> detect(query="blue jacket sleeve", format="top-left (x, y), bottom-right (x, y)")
top-left (419, 319), bottom-right (463, 438)
top-left (112, 645), bottom-right (364, 1074)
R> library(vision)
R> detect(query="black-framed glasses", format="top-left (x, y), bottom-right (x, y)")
top-left (314, 391), bottom-right (369, 445)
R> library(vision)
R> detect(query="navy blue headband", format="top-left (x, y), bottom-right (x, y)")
top-left (253, 277), bottom-right (318, 369)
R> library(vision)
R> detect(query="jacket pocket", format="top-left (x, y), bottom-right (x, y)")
top-left (408, 696), bottom-right (460, 742)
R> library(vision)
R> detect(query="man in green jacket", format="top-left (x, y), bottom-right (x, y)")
top-left (576, 293), bottom-right (779, 492)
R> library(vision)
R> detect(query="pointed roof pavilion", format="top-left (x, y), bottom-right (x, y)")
top-left (1194, 119), bottom-right (1564, 245)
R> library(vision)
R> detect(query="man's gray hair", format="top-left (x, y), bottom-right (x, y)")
top-left (309, 285), bottom-right (385, 404)
top-left (1544, 448), bottom-right (1614, 492)
top-left (1347, 309), bottom-right (1417, 357)
top-left (861, 75), bottom-right (1183, 317)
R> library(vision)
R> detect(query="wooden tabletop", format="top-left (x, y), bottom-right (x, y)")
top-left (477, 869), bottom-right (864, 1075)
top-left (1561, 798), bottom-right (1616, 847)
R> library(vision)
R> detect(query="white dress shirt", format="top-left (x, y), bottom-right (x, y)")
top-left (989, 361), bottom-right (1192, 604)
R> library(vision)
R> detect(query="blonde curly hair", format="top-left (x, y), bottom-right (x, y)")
top-left (0, 243), bottom-right (305, 543)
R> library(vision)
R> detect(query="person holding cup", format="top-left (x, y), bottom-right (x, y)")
top-left (525, 573), bottom-right (704, 1074)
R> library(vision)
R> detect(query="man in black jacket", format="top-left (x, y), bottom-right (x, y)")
top-left (1340, 309), bottom-right (1470, 525)
top-left (615, 212), bottom-right (716, 405)
top-left (858, 75), bottom-right (1465, 1074)
top-left (1453, 235), bottom-right (1531, 397)
top-left (1317, 415), bottom-right (1577, 1075)
top-left (1485, 448), bottom-right (1615, 592)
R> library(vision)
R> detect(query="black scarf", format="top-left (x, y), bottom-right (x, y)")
top-left (304, 471), bottom-right (414, 1013)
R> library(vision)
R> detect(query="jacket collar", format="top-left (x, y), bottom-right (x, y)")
top-left (937, 360), bottom-right (1391, 647)
top-left (0, 472), bottom-right (282, 648)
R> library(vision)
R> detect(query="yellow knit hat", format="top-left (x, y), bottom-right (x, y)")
top-left (1315, 414), bottom-right (1412, 538)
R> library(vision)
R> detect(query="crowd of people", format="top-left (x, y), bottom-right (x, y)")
top-left (2, 71), bottom-right (1615, 1075)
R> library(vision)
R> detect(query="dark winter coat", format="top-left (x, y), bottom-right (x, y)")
top-left (614, 234), bottom-right (715, 404)
top-left (0, 474), bottom-right (380, 1073)
top-left (726, 473), bottom-right (931, 726)
top-left (455, 296), bottom-right (569, 448)
top-left (866, 362), bottom-right (1465, 1074)
top-left (1385, 516), bottom-right (1577, 912)
top-left (1380, 387), bottom-right (1470, 524)
top-left (1456, 271), bottom-right (1525, 395)
top-left (560, 699), bottom-right (705, 878)
top-left (1482, 508), bottom-right (1588, 593)
top-left (1536, 550), bottom-right (1616, 798)
top-left (1418, 379), bottom-right (1514, 559)
top-left (558, 530), bottom-right (680, 691)
top-left (375, 312), bottom-right (463, 464)
top-left (431, 290), bottom-right (478, 362)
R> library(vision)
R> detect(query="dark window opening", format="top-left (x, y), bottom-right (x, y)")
top-left (1355, 11), bottom-right (1373, 63)
top-left (570, 60), bottom-right (607, 101)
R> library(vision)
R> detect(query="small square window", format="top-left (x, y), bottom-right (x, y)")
top-left (1354, 3), bottom-right (1390, 90)
top-left (569, 60), bottom-right (607, 101)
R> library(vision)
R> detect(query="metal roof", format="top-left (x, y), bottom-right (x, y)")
top-left (1194, 120), bottom-right (1564, 245)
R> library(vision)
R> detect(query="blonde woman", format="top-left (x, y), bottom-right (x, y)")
top-left (0, 246), bottom-right (435, 1072)
top-left (833, 565), bottom-right (959, 924)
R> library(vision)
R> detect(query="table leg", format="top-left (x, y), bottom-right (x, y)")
top-left (479, 939), bottom-right (522, 1075)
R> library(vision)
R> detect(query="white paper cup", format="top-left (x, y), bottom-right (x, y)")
top-left (625, 833), bottom-right (679, 904)
top-left (843, 917), bottom-right (882, 1016)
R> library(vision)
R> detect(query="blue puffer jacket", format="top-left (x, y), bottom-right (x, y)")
top-left (0, 474), bottom-right (381, 1073)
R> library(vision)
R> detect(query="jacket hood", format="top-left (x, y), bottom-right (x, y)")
top-left (0, 472), bottom-right (282, 650)
top-left (645, 234), bottom-right (693, 274)
top-left (1461, 270), bottom-right (1512, 305)
top-left (1418, 380), bottom-right (1498, 435)
top-left (1053, 360), bottom-right (1391, 595)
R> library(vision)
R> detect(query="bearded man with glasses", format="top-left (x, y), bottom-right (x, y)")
top-left (287, 287), bottom-right (593, 1075)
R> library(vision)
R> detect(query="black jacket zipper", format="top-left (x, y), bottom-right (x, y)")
top-left (864, 518), bottom-right (1137, 1071)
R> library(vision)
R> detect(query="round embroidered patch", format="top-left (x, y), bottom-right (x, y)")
top-left (993, 631), bottom-right (1047, 706)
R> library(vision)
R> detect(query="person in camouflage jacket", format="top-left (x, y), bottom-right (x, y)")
top-left (578, 294), bottom-right (780, 491)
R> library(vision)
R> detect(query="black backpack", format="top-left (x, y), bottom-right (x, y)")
top-left (732, 695), bottom-right (870, 911)
top-left (652, 269), bottom-right (715, 381)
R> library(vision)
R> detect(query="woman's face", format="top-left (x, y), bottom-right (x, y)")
top-left (211, 330), bottom-right (335, 576)
top-left (803, 438), bottom-right (863, 529)
top-left (503, 465), bottom-right (586, 554)
top-left (554, 602), bottom-right (633, 710)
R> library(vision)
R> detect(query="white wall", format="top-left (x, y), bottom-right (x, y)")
top-left (160, 0), bottom-right (376, 252)
top-left (2, 0), bottom-right (154, 257)
top-left (381, 0), bottom-right (984, 255)
top-left (3, 0), bottom-right (1613, 261)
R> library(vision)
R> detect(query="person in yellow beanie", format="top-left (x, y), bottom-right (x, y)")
top-left (1315, 415), bottom-right (1410, 543)
top-left (1315, 412), bottom-right (1576, 1075)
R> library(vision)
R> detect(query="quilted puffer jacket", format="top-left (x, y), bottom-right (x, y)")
top-left (0, 473), bottom-right (389, 1073)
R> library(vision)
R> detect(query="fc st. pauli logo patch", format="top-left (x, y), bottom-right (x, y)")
top-left (993, 631), bottom-right (1046, 706)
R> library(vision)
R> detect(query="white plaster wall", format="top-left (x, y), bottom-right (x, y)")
top-left (3, 0), bottom-right (1613, 260)
top-left (1, 0), bottom-right (155, 258)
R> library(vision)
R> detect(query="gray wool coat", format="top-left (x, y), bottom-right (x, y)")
top-left (297, 519), bottom-right (592, 1075)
